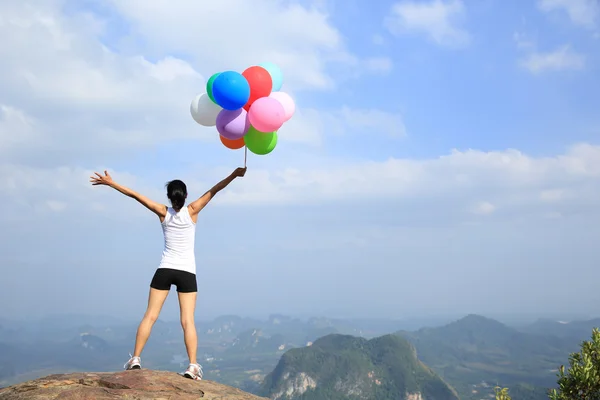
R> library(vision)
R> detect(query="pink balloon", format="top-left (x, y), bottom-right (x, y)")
top-left (269, 92), bottom-right (295, 122)
top-left (248, 97), bottom-right (285, 133)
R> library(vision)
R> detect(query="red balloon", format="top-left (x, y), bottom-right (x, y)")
top-left (219, 135), bottom-right (245, 150)
top-left (242, 66), bottom-right (272, 111)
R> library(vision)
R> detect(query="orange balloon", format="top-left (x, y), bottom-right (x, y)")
top-left (219, 135), bottom-right (245, 150)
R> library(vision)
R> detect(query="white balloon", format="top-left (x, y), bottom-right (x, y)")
top-left (190, 93), bottom-right (221, 127)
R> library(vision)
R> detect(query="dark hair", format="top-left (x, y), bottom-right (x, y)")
top-left (165, 180), bottom-right (187, 210)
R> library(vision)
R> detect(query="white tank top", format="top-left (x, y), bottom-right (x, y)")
top-left (157, 206), bottom-right (196, 275)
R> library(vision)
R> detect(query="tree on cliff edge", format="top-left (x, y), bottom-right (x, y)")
top-left (549, 327), bottom-right (600, 400)
top-left (495, 327), bottom-right (600, 400)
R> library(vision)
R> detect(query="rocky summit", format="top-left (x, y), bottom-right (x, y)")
top-left (0, 369), bottom-right (268, 400)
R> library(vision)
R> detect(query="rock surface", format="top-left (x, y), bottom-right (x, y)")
top-left (0, 369), bottom-right (268, 399)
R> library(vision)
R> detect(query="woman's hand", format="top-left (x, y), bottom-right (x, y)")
top-left (232, 167), bottom-right (247, 178)
top-left (90, 170), bottom-right (114, 186)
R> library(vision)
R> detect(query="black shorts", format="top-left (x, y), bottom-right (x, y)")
top-left (150, 268), bottom-right (197, 293)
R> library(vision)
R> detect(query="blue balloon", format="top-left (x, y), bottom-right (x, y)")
top-left (212, 71), bottom-right (250, 110)
top-left (259, 62), bottom-right (283, 92)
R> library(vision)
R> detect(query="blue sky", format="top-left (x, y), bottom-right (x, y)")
top-left (0, 0), bottom-right (599, 322)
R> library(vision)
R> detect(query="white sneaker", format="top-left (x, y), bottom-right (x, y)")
top-left (124, 353), bottom-right (141, 370)
top-left (183, 363), bottom-right (203, 380)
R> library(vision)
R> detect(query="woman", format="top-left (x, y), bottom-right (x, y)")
top-left (90, 166), bottom-right (247, 380)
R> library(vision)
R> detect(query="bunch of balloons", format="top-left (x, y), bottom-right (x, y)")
top-left (190, 63), bottom-right (295, 155)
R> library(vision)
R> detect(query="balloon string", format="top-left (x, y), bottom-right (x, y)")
top-left (244, 146), bottom-right (247, 168)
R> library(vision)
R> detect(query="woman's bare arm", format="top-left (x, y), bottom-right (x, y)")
top-left (90, 170), bottom-right (167, 218)
top-left (188, 167), bottom-right (247, 217)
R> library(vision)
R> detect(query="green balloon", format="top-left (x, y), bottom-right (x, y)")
top-left (244, 126), bottom-right (278, 155)
top-left (206, 73), bottom-right (220, 104)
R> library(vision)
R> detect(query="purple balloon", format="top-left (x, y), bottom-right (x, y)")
top-left (216, 108), bottom-right (250, 140)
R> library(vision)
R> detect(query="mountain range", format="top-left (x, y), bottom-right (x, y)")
top-left (1, 313), bottom-right (598, 399)
top-left (257, 314), bottom-right (595, 400)
top-left (394, 314), bottom-right (583, 400)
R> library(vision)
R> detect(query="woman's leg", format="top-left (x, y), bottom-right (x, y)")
top-left (177, 291), bottom-right (198, 364)
top-left (132, 288), bottom-right (170, 357)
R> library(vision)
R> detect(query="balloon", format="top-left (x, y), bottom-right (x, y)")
top-left (268, 92), bottom-right (295, 122)
top-left (212, 71), bottom-right (250, 110)
top-left (242, 66), bottom-right (272, 111)
top-left (244, 126), bottom-right (278, 155)
top-left (190, 93), bottom-right (221, 127)
top-left (259, 62), bottom-right (283, 92)
top-left (216, 108), bottom-right (250, 140)
top-left (206, 73), bottom-right (220, 104)
top-left (219, 135), bottom-right (245, 150)
top-left (248, 97), bottom-right (285, 133)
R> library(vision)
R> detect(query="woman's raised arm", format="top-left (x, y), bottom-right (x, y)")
top-left (90, 170), bottom-right (167, 219)
top-left (188, 167), bottom-right (246, 217)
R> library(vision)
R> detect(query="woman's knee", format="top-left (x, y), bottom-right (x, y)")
top-left (180, 318), bottom-right (195, 330)
top-left (144, 312), bottom-right (160, 324)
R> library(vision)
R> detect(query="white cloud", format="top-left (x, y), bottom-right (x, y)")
top-left (0, 0), bottom-right (598, 227)
top-left (519, 45), bottom-right (585, 73)
top-left (513, 31), bottom-right (536, 49)
top-left (472, 201), bottom-right (495, 215)
top-left (0, 1), bottom-right (210, 164)
top-left (217, 143), bottom-right (600, 206)
top-left (384, 0), bottom-right (470, 48)
top-left (372, 34), bottom-right (386, 46)
top-left (538, 0), bottom-right (600, 30)
top-left (0, 163), bottom-right (165, 221)
top-left (0, 3), bottom-right (201, 107)
top-left (364, 57), bottom-right (394, 74)
top-left (0, 105), bottom-right (39, 152)
top-left (279, 108), bottom-right (325, 147)
top-left (540, 189), bottom-right (565, 202)
top-left (3, 144), bottom-right (599, 227)
top-left (1, 0), bottom-right (600, 322)
top-left (0, 0), bottom-right (384, 165)
top-left (104, 0), bottom-right (381, 91)
top-left (274, 105), bottom-right (406, 146)
top-left (45, 200), bottom-right (68, 212)
top-left (544, 211), bottom-right (563, 219)
top-left (336, 107), bottom-right (406, 138)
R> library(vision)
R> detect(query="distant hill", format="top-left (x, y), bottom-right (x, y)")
top-left (0, 342), bottom-right (18, 382)
top-left (259, 333), bottom-right (459, 400)
top-left (199, 315), bottom-right (347, 347)
top-left (226, 329), bottom-right (288, 354)
top-left (0, 333), bottom-right (131, 387)
top-left (516, 318), bottom-right (600, 340)
top-left (396, 314), bottom-right (579, 400)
